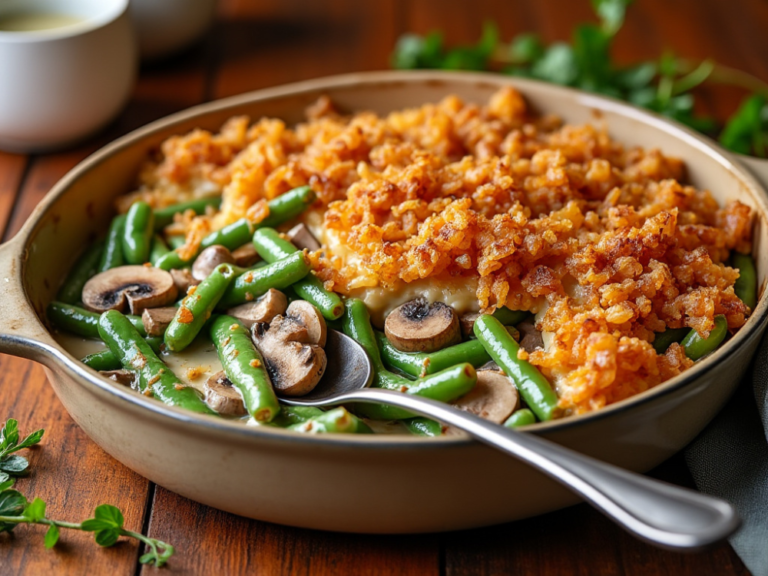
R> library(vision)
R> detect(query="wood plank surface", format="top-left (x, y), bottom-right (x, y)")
top-left (0, 0), bottom-right (765, 574)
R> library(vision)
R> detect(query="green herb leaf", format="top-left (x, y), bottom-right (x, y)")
top-left (531, 43), bottom-right (578, 85)
top-left (23, 497), bottom-right (46, 522)
top-left (81, 518), bottom-right (115, 532)
top-left (93, 504), bottom-right (124, 528)
top-left (573, 24), bottom-right (612, 86)
top-left (0, 455), bottom-right (29, 475)
top-left (591, 0), bottom-right (633, 35)
top-left (16, 429), bottom-right (44, 451)
top-left (94, 528), bottom-right (120, 547)
top-left (720, 94), bottom-right (767, 157)
top-left (509, 33), bottom-right (545, 63)
top-left (0, 472), bottom-right (11, 488)
top-left (0, 419), bottom-right (20, 452)
top-left (44, 524), bottom-right (60, 549)
top-left (0, 488), bottom-right (28, 532)
top-left (391, 32), bottom-right (444, 69)
top-left (614, 62), bottom-right (657, 90)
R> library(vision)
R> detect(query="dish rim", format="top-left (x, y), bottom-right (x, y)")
top-left (16, 69), bottom-right (768, 448)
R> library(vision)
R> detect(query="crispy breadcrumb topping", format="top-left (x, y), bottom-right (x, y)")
top-left (127, 88), bottom-right (753, 415)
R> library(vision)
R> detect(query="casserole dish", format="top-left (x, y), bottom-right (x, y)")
top-left (1, 71), bottom-right (767, 533)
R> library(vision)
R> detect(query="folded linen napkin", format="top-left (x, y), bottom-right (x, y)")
top-left (685, 333), bottom-right (768, 576)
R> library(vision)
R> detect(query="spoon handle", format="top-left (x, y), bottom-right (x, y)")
top-left (333, 388), bottom-right (739, 549)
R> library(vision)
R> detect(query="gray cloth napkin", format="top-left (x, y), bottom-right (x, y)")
top-left (685, 333), bottom-right (768, 576)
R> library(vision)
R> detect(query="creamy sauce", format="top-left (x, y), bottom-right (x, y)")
top-left (0, 12), bottom-right (84, 32)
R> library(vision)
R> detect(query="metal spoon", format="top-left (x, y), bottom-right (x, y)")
top-left (282, 330), bottom-right (740, 550)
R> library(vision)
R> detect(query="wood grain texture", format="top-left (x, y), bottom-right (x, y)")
top-left (1, 0), bottom-right (766, 574)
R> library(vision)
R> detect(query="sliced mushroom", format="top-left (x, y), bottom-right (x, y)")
top-left (517, 318), bottom-right (544, 353)
top-left (82, 266), bottom-right (178, 315)
top-left (192, 245), bottom-right (235, 281)
top-left (286, 300), bottom-right (326, 347)
top-left (231, 242), bottom-right (260, 267)
top-left (204, 371), bottom-right (247, 416)
top-left (450, 370), bottom-right (519, 424)
top-left (226, 288), bottom-right (287, 328)
top-left (459, 312), bottom-right (480, 338)
top-left (384, 299), bottom-right (460, 353)
top-left (286, 223), bottom-right (321, 251)
top-left (142, 306), bottom-right (177, 337)
top-left (252, 315), bottom-right (327, 397)
top-left (100, 369), bottom-right (135, 387)
top-left (170, 268), bottom-right (200, 293)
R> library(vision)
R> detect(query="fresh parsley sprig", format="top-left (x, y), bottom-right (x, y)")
top-left (391, 0), bottom-right (768, 158)
top-left (0, 419), bottom-right (174, 567)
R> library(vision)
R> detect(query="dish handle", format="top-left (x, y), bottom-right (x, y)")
top-left (0, 236), bottom-right (57, 364)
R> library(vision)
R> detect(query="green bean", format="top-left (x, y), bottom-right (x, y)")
top-left (404, 417), bottom-right (442, 436)
top-left (493, 307), bottom-right (530, 326)
top-left (155, 218), bottom-right (255, 271)
top-left (681, 315), bottom-right (728, 361)
top-left (652, 327), bottom-right (690, 354)
top-left (167, 235), bottom-right (186, 250)
top-left (153, 197), bottom-right (221, 229)
top-left (210, 315), bottom-right (280, 422)
top-left (81, 337), bottom-right (163, 371)
top-left (269, 406), bottom-right (324, 427)
top-left (504, 408), bottom-right (536, 428)
top-left (98, 215), bottom-right (126, 273)
top-left (48, 302), bottom-right (146, 338)
top-left (732, 252), bottom-right (757, 310)
top-left (342, 298), bottom-right (476, 420)
top-left (149, 235), bottom-right (171, 266)
top-left (97, 310), bottom-right (214, 414)
top-left (57, 241), bottom-right (104, 304)
top-left (287, 407), bottom-right (362, 434)
top-left (258, 185), bottom-right (315, 229)
top-left (252, 228), bottom-right (344, 320)
top-left (474, 314), bottom-right (559, 422)
top-left (217, 251), bottom-right (310, 308)
top-left (165, 264), bottom-right (237, 352)
top-left (122, 201), bottom-right (155, 265)
top-left (376, 331), bottom-right (491, 378)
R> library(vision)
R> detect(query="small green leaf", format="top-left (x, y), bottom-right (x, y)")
top-left (81, 518), bottom-right (115, 532)
top-left (531, 43), bottom-right (578, 85)
top-left (16, 429), bottom-right (44, 451)
top-left (23, 497), bottom-right (46, 522)
top-left (94, 528), bottom-right (120, 547)
top-left (591, 0), bottom-right (633, 35)
top-left (0, 488), bottom-right (27, 517)
top-left (0, 455), bottom-right (29, 475)
top-left (44, 524), bottom-right (60, 549)
top-left (93, 504), bottom-right (124, 528)
top-left (720, 94), bottom-right (766, 156)
top-left (573, 24), bottom-right (612, 85)
top-left (0, 477), bottom-right (14, 492)
top-left (614, 62), bottom-right (657, 90)
top-left (0, 419), bottom-right (20, 451)
top-left (509, 33), bottom-right (544, 64)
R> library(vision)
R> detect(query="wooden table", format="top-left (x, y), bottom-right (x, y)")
top-left (1, 0), bottom-right (765, 573)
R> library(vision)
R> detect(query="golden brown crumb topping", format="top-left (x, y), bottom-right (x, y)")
top-left (126, 88), bottom-right (752, 415)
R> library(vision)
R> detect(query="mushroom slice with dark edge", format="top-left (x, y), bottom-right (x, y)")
top-left (231, 243), bottom-right (260, 267)
top-left (100, 369), bottom-right (136, 387)
top-left (251, 315), bottom-right (327, 397)
top-left (286, 300), bottom-right (326, 347)
top-left (517, 318), bottom-right (544, 353)
top-left (447, 369), bottom-right (519, 432)
top-left (459, 312), bottom-right (480, 339)
top-left (192, 245), bottom-right (235, 281)
top-left (170, 268), bottom-right (200, 294)
top-left (204, 371), bottom-right (247, 416)
top-left (384, 298), bottom-right (460, 353)
top-left (226, 288), bottom-right (287, 328)
top-left (286, 223), bottom-right (321, 251)
top-left (82, 265), bottom-right (178, 315)
top-left (142, 306), bottom-right (177, 337)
